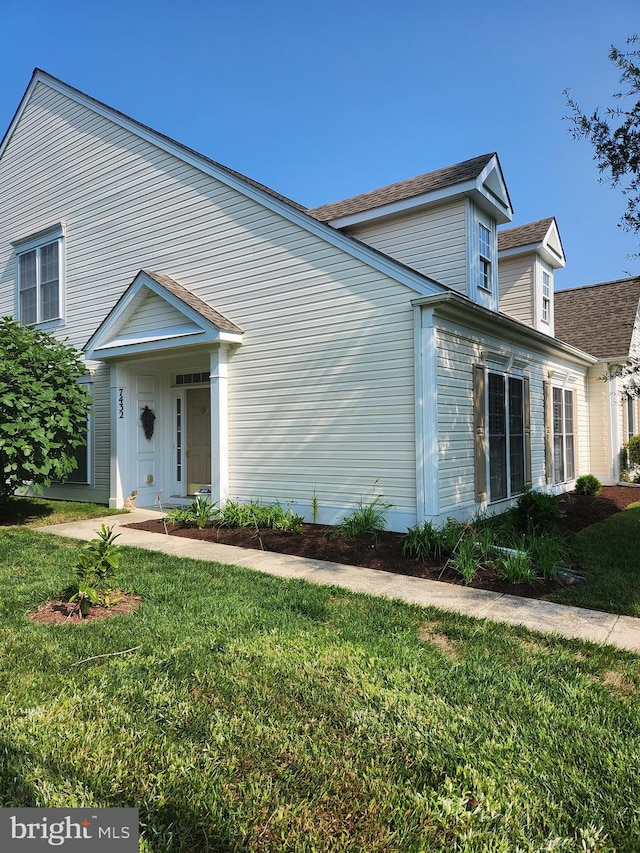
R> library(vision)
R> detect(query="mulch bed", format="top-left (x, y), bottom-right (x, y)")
top-left (123, 486), bottom-right (640, 601)
top-left (29, 594), bottom-right (142, 625)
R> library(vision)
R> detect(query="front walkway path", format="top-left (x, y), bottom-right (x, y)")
top-left (37, 509), bottom-right (640, 654)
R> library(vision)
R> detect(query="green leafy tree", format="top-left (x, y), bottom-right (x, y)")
top-left (565, 35), bottom-right (640, 244)
top-left (0, 317), bottom-right (91, 498)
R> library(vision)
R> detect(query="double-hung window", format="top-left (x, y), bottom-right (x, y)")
top-left (542, 271), bottom-right (550, 324)
top-left (548, 387), bottom-right (575, 483)
top-left (478, 223), bottom-right (492, 291)
top-left (14, 225), bottom-right (65, 325)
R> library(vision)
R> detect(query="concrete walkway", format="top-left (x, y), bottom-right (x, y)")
top-left (37, 509), bottom-right (640, 654)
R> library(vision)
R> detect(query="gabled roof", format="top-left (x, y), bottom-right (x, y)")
top-left (84, 270), bottom-right (243, 360)
top-left (307, 153), bottom-right (513, 226)
top-left (1, 69), bottom-right (445, 302)
top-left (498, 217), bottom-right (565, 269)
top-left (554, 277), bottom-right (640, 360)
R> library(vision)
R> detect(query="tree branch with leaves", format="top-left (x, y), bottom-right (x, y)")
top-left (565, 35), bottom-right (640, 251)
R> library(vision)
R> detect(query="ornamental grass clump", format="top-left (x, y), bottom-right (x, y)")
top-left (330, 494), bottom-right (393, 546)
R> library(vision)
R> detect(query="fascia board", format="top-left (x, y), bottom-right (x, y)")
top-left (26, 72), bottom-right (442, 299)
top-left (87, 328), bottom-right (240, 360)
top-left (499, 242), bottom-right (565, 269)
top-left (412, 292), bottom-right (597, 366)
top-left (326, 182), bottom-right (478, 228)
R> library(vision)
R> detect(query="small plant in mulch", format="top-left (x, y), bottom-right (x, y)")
top-left (68, 524), bottom-right (122, 617)
top-left (575, 474), bottom-right (602, 496)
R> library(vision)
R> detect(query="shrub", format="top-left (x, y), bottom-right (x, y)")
top-left (69, 524), bottom-right (121, 616)
top-left (628, 434), bottom-right (640, 467)
top-left (166, 496), bottom-right (220, 529)
top-left (574, 474), bottom-right (602, 496)
top-left (0, 316), bottom-right (91, 498)
top-left (218, 499), bottom-right (304, 533)
top-left (511, 486), bottom-right (561, 535)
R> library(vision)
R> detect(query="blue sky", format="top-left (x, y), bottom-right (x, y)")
top-left (0, 0), bottom-right (638, 289)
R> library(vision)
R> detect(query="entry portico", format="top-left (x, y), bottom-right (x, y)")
top-left (85, 270), bottom-right (243, 508)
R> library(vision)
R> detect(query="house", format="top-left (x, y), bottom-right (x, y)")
top-left (555, 278), bottom-right (640, 484)
top-left (0, 70), bottom-right (597, 531)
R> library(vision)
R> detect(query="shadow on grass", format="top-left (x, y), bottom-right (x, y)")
top-left (0, 498), bottom-right (53, 527)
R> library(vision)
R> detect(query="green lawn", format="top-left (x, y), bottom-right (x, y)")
top-left (0, 526), bottom-right (639, 851)
top-left (0, 496), bottom-right (125, 527)
top-left (546, 502), bottom-right (640, 616)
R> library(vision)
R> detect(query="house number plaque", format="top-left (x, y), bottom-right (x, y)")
top-left (118, 389), bottom-right (124, 419)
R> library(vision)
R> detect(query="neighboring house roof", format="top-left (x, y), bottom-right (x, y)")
top-left (307, 153), bottom-right (507, 222)
top-left (554, 277), bottom-right (640, 359)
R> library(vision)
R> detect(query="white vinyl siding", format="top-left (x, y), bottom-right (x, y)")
top-left (117, 292), bottom-right (190, 337)
top-left (345, 200), bottom-right (467, 292)
top-left (434, 318), bottom-right (587, 518)
top-left (497, 256), bottom-right (534, 326)
top-left (0, 82), bottom-right (423, 526)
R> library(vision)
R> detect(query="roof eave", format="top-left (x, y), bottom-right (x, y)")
top-left (411, 292), bottom-right (597, 366)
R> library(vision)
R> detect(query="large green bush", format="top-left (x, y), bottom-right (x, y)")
top-left (0, 317), bottom-right (91, 498)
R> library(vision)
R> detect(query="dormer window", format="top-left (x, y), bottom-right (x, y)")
top-left (13, 224), bottom-right (65, 326)
top-left (479, 223), bottom-right (492, 291)
top-left (542, 271), bottom-right (550, 323)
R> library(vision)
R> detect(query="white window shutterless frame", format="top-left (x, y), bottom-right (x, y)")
top-left (13, 224), bottom-right (65, 326)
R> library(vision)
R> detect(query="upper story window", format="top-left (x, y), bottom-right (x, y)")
top-left (478, 223), bottom-right (492, 291)
top-left (12, 224), bottom-right (65, 326)
top-left (542, 271), bottom-right (551, 323)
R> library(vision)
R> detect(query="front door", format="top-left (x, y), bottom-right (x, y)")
top-left (187, 388), bottom-right (211, 494)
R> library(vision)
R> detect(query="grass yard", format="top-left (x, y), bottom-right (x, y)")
top-left (0, 496), bottom-right (126, 527)
top-left (546, 503), bottom-right (640, 616)
top-left (0, 526), bottom-right (639, 851)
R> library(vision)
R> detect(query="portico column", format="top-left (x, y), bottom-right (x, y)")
top-left (109, 363), bottom-right (128, 508)
top-left (210, 346), bottom-right (229, 505)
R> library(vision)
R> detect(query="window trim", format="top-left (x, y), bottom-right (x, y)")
top-left (541, 270), bottom-right (551, 324)
top-left (12, 223), bottom-right (66, 327)
top-left (474, 364), bottom-right (530, 504)
top-left (548, 385), bottom-right (575, 485)
top-left (478, 221), bottom-right (492, 292)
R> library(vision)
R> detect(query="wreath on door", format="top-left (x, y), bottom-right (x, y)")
top-left (140, 405), bottom-right (156, 440)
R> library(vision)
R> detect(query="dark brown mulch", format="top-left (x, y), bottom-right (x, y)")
top-left (123, 486), bottom-right (640, 601)
top-left (29, 593), bottom-right (142, 625)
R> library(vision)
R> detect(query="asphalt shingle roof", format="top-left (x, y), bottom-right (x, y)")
top-left (554, 277), bottom-right (640, 359)
top-left (498, 218), bottom-right (555, 252)
top-left (143, 270), bottom-right (243, 334)
top-left (307, 153), bottom-right (497, 223)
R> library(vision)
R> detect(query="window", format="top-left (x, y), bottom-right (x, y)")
top-left (542, 271), bottom-right (550, 324)
top-left (13, 225), bottom-right (64, 325)
top-left (551, 387), bottom-right (575, 484)
top-left (66, 422), bottom-right (90, 484)
top-left (474, 366), bottom-right (530, 504)
top-left (488, 374), bottom-right (526, 501)
top-left (478, 223), bottom-right (492, 291)
top-left (627, 393), bottom-right (636, 438)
